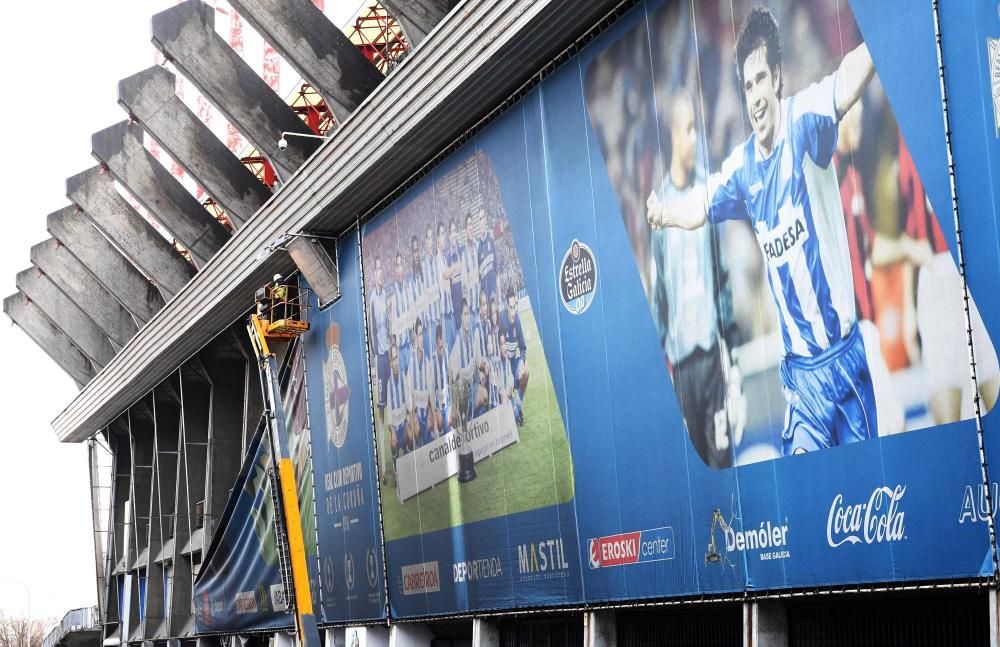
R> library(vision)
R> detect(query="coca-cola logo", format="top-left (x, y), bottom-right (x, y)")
top-left (827, 485), bottom-right (906, 548)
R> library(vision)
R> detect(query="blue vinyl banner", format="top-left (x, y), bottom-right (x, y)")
top-left (194, 426), bottom-right (294, 633)
top-left (194, 339), bottom-right (317, 633)
top-left (939, 0), bottom-right (1000, 575)
top-left (301, 231), bottom-right (388, 623)
top-left (352, 0), bottom-right (997, 618)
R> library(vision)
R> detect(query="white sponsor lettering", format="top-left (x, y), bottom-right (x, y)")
top-left (453, 557), bottom-right (503, 583)
top-left (724, 520), bottom-right (789, 554)
top-left (516, 539), bottom-right (570, 582)
top-left (827, 485), bottom-right (906, 548)
top-left (959, 482), bottom-right (997, 524)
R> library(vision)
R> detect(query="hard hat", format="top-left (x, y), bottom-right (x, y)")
top-left (273, 273), bottom-right (282, 282)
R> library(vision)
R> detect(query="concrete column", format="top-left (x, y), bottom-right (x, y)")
top-left (47, 206), bottom-right (164, 323)
top-left (15, 267), bottom-right (116, 367)
top-left (388, 624), bottom-right (433, 647)
top-left (472, 618), bottom-right (499, 647)
top-left (151, 0), bottom-right (321, 180)
top-left (584, 610), bottom-right (615, 647)
top-left (271, 632), bottom-right (294, 647)
top-left (745, 600), bottom-right (788, 647)
top-left (66, 166), bottom-right (195, 298)
top-left (226, 0), bottom-right (383, 121)
top-left (341, 626), bottom-right (389, 647)
top-left (30, 238), bottom-right (138, 347)
top-left (990, 588), bottom-right (999, 647)
top-left (202, 352), bottom-right (251, 542)
top-left (3, 293), bottom-right (96, 385)
top-left (380, 0), bottom-right (452, 47)
top-left (92, 121), bottom-right (230, 268)
top-left (118, 66), bottom-right (269, 228)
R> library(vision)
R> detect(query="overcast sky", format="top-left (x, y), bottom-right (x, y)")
top-left (0, 0), bottom-right (359, 625)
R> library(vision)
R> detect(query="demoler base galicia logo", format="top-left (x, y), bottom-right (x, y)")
top-left (560, 240), bottom-right (597, 314)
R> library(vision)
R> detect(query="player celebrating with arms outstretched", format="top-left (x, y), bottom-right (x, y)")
top-left (647, 6), bottom-right (876, 455)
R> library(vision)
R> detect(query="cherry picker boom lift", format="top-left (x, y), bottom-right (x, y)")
top-left (247, 283), bottom-right (321, 647)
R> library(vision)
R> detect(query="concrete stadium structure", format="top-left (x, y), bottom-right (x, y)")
top-left (9, 1), bottom-right (1000, 646)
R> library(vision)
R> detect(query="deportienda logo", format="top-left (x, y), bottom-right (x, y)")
top-left (453, 556), bottom-right (503, 583)
top-left (234, 591), bottom-right (257, 614)
top-left (827, 485), bottom-right (906, 548)
top-left (588, 526), bottom-right (675, 569)
top-left (401, 561), bottom-right (440, 595)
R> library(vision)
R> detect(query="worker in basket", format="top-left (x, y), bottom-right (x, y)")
top-left (270, 273), bottom-right (297, 322)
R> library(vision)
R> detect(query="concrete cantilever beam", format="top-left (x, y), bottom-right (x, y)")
top-left (91, 121), bottom-right (230, 268)
top-left (118, 66), bottom-right (270, 228)
top-left (4, 293), bottom-right (97, 387)
top-left (66, 167), bottom-right (195, 299)
top-left (47, 206), bottom-right (165, 324)
top-left (226, 0), bottom-right (383, 121)
top-left (15, 267), bottom-right (117, 368)
top-left (380, 0), bottom-right (453, 47)
top-left (151, 0), bottom-right (320, 181)
top-left (30, 238), bottom-right (138, 348)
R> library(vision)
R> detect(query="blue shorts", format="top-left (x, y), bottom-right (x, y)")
top-left (443, 313), bottom-right (456, 350)
top-left (415, 408), bottom-right (430, 446)
top-left (780, 323), bottom-right (877, 456)
top-left (393, 422), bottom-right (408, 451)
top-left (399, 339), bottom-right (411, 376)
top-left (437, 401), bottom-right (450, 434)
top-left (376, 352), bottom-right (389, 408)
top-left (508, 356), bottom-right (524, 395)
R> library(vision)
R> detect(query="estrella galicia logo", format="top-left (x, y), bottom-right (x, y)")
top-left (559, 239), bottom-right (597, 315)
top-left (324, 323), bottom-right (351, 448)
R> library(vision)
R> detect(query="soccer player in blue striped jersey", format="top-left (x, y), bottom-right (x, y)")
top-left (409, 235), bottom-right (428, 354)
top-left (449, 297), bottom-right (477, 424)
top-left (431, 322), bottom-right (451, 437)
top-left (423, 226), bottom-right (441, 355)
top-left (476, 208), bottom-right (498, 303)
top-left (473, 290), bottom-right (491, 363)
top-left (437, 221), bottom-right (459, 347)
top-left (463, 213), bottom-right (481, 315)
top-left (386, 339), bottom-right (413, 471)
top-left (369, 256), bottom-right (391, 425)
top-left (500, 286), bottom-right (529, 420)
top-left (408, 317), bottom-right (433, 446)
top-left (647, 7), bottom-right (877, 455)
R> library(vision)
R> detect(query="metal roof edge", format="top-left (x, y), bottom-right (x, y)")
top-left (52, 0), bottom-right (624, 442)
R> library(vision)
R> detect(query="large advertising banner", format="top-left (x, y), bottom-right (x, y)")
top-left (301, 233), bottom-right (388, 624)
top-left (574, 0), bottom-right (995, 593)
top-left (938, 0), bottom-right (1000, 573)
top-left (351, 0), bottom-right (998, 618)
top-left (193, 426), bottom-right (294, 633)
top-left (361, 144), bottom-right (580, 616)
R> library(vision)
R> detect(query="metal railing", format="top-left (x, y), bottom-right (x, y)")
top-left (41, 606), bottom-right (99, 647)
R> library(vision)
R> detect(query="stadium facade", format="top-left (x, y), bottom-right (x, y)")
top-left (10, 0), bottom-right (1000, 645)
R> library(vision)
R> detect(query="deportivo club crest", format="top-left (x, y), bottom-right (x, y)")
top-left (324, 324), bottom-right (351, 448)
top-left (559, 239), bottom-right (598, 315)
